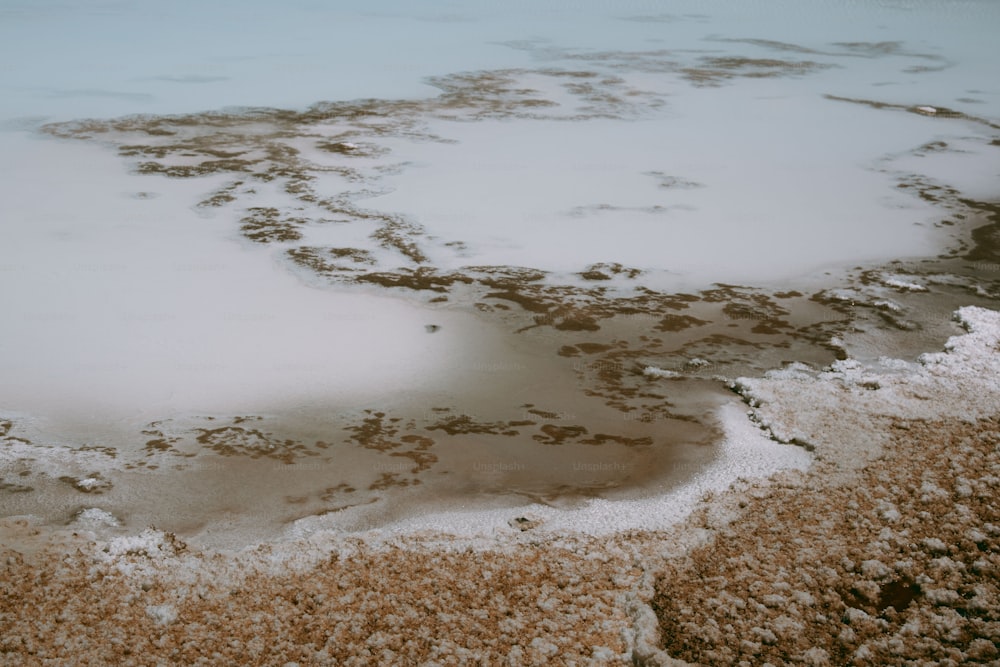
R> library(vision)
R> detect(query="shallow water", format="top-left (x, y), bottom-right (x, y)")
top-left (1, 0), bottom-right (998, 546)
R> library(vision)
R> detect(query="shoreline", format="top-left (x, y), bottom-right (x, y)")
top-left (2, 204), bottom-right (999, 548)
top-left (1, 306), bottom-right (998, 664)
top-left (3, 98), bottom-right (999, 667)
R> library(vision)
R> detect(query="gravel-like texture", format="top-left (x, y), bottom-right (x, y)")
top-left (653, 416), bottom-right (1000, 666)
top-left (0, 530), bottom-right (652, 666)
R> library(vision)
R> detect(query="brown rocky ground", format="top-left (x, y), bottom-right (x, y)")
top-left (0, 530), bottom-right (643, 665)
top-left (654, 415), bottom-right (1000, 666)
top-left (1, 415), bottom-right (996, 666)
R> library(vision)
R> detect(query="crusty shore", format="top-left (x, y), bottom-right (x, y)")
top-left (2, 308), bottom-right (998, 666)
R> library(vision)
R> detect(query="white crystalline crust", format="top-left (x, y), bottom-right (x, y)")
top-left (293, 307), bottom-right (1000, 543)
top-left (732, 306), bottom-right (1000, 465)
top-left (75, 508), bottom-right (119, 527)
top-left (643, 365), bottom-right (679, 379)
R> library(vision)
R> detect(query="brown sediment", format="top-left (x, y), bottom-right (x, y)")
top-left (532, 424), bottom-right (589, 445)
top-left (354, 267), bottom-right (474, 292)
top-left (369, 472), bottom-right (420, 491)
top-left (345, 410), bottom-right (399, 450)
top-left (389, 450), bottom-right (438, 474)
top-left (426, 414), bottom-right (524, 437)
top-left (578, 263), bottom-right (644, 281)
top-left (143, 438), bottom-right (173, 453)
top-left (656, 314), bottom-right (710, 332)
top-left (286, 246), bottom-right (375, 275)
top-left (194, 426), bottom-right (318, 463)
top-left (824, 94), bottom-right (1000, 130)
top-left (0, 481), bottom-right (32, 493)
top-left (580, 434), bottom-right (654, 447)
top-left (524, 408), bottom-right (563, 419)
top-left (369, 219), bottom-right (429, 264)
top-left (239, 206), bottom-right (308, 243)
top-left (75, 445), bottom-right (119, 458)
top-left (57, 474), bottom-right (112, 494)
top-left (681, 57), bottom-right (834, 86)
top-left (553, 310), bottom-right (601, 332)
top-left (961, 198), bottom-right (1000, 264)
top-left (319, 483), bottom-right (356, 501)
top-left (713, 38), bottom-right (954, 74)
top-left (652, 415), bottom-right (1000, 666)
top-left (135, 158), bottom-right (254, 178)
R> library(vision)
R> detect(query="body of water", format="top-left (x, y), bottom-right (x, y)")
top-left (1, 0), bottom-right (998, 546)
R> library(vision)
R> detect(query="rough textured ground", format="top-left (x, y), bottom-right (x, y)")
top-left (653, 416), bottom-right (1000, 666)
top-left (2, 309), bottom-right (998, 666)
top-left (2, 423), bottom-right (997, 666)
top-left (0, 530), bottom-right (647, 666)
top-left (2, 418), bottom-right (996, 666)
